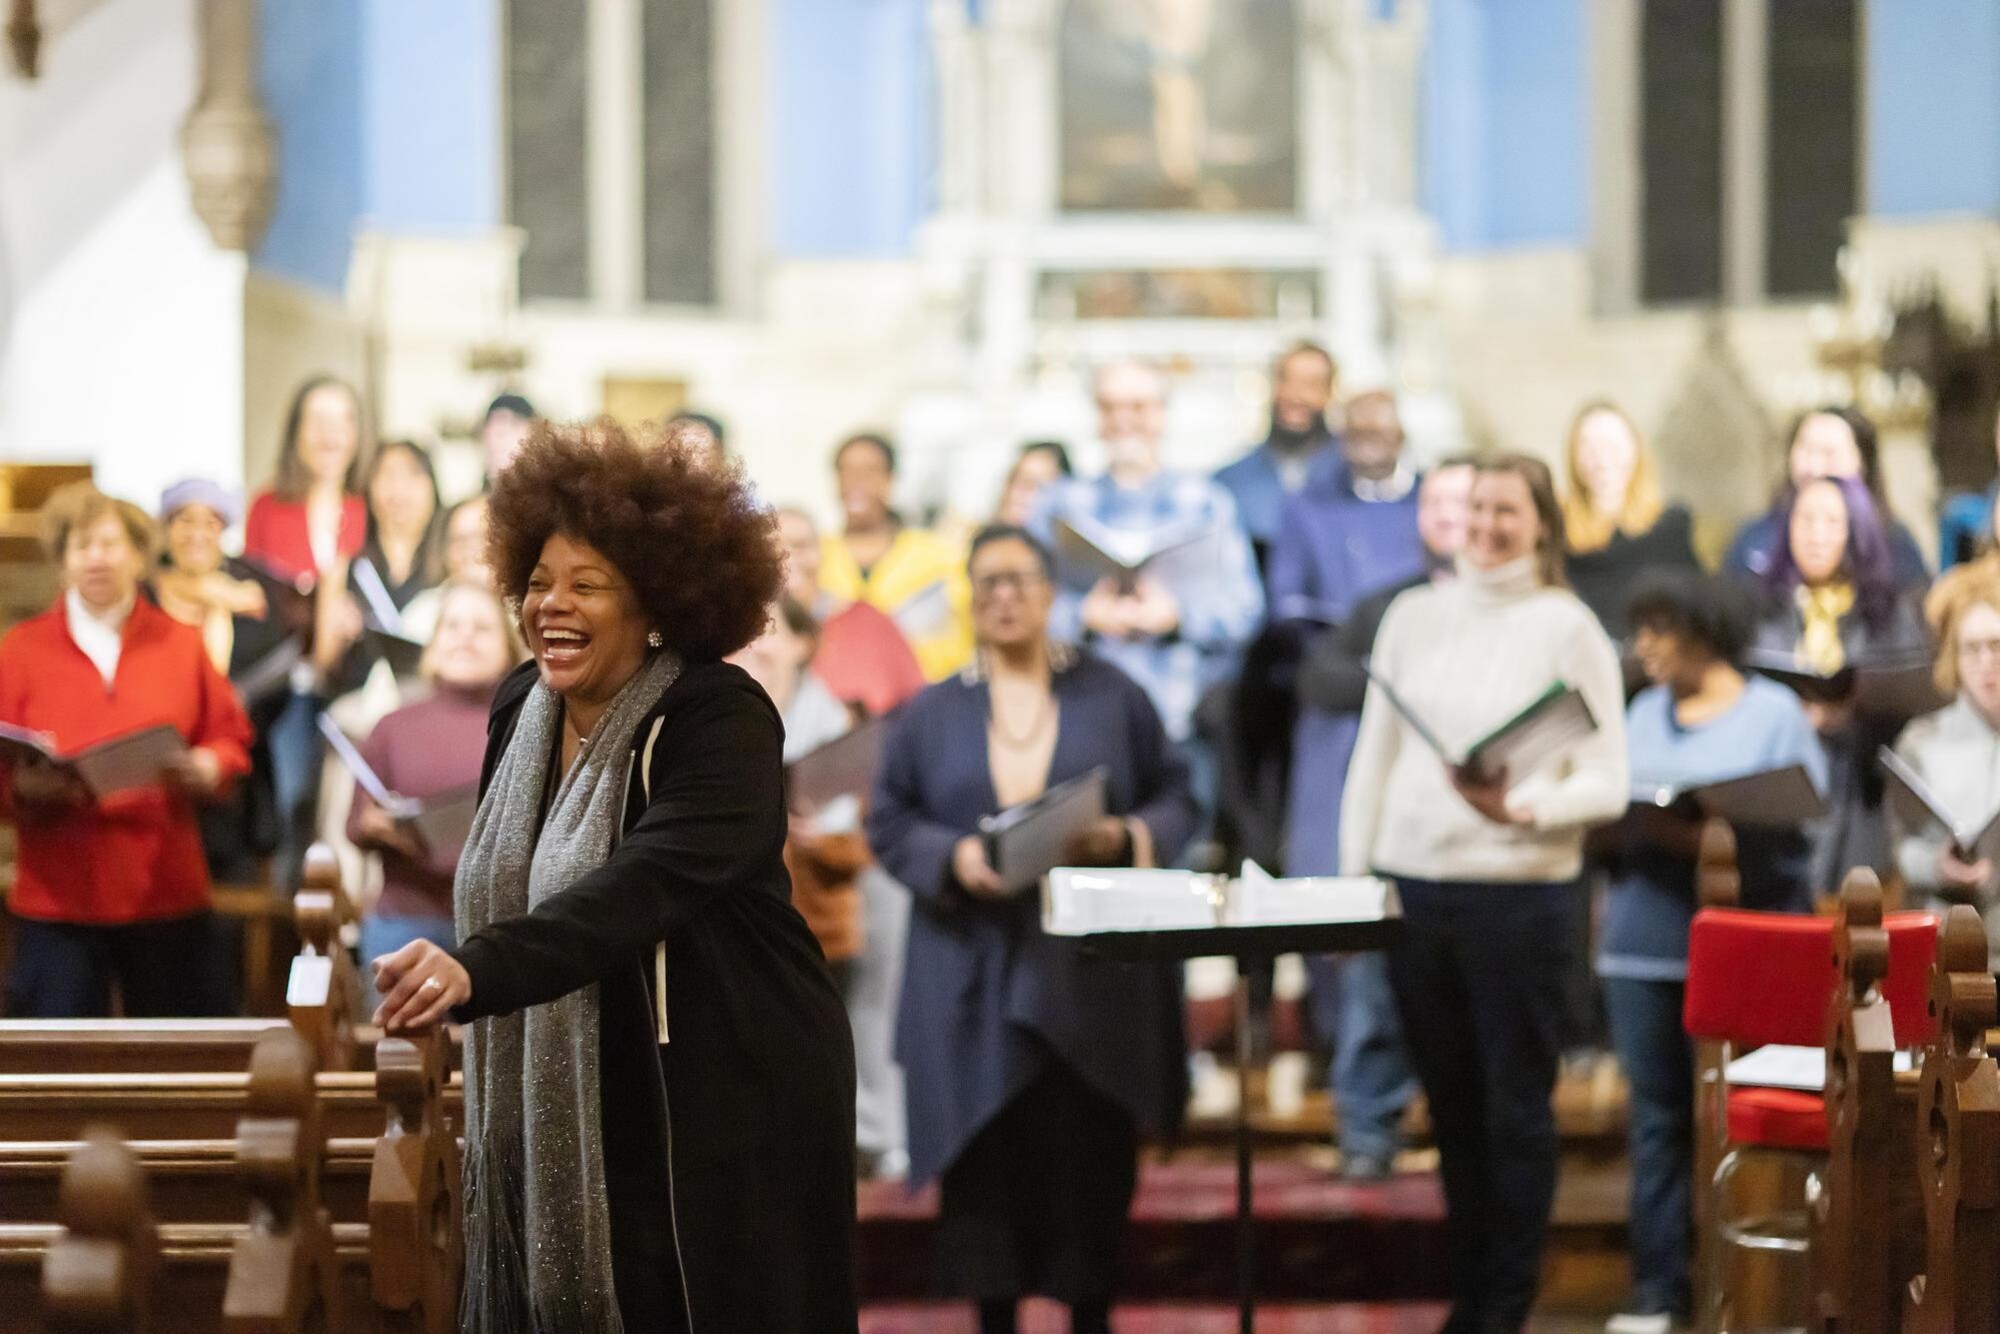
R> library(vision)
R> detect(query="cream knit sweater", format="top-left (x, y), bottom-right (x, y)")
top-left (1338, 556), bottom-right (1630, 884)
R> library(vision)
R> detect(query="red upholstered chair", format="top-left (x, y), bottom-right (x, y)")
top-left (1683, 905), bottom-right (1938, 1329)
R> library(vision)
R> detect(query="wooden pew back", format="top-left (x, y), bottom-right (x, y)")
top-left (38, 1128), bottom-right (157, 1333)
top-left (1905, 906), bottom-right (2000, 1333)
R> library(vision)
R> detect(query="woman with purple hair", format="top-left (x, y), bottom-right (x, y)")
top-left (1749, 474), bottom-right (1931, 892)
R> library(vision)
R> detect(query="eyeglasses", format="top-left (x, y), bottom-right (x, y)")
top-left (971, 570), bottom-right (1046, 599)
top-left (1958, 638), bottom-right (2000, 662)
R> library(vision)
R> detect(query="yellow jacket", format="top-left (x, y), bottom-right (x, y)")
top-left (818, 527), bottom-right (973, 681)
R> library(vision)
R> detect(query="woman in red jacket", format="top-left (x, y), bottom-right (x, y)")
top-left (243, 375), bottom-right (369, 586)
top-left (243, 375), bottom-right (368, 890)
top-left (0, 484), bottom-right (253, 1017)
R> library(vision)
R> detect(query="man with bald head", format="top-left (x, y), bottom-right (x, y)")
top-left (1267, 386), bottom-right (1429, 1180)
top-left (1030, 360), bottom-right (1262, 839)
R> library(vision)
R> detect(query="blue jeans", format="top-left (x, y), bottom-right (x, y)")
top-left (4, 912), bottom-right (235, 1018)
top-left (1306, 950), bottom-right (1416, 1160)
top-left (1602, 975), bottom-right (1694, 1317)
top-left (267, 690), bottom-right (323, 892)
top-left (359, 913), bottom-right (457, 1012)
top-left (1388, 877), bottom-right (1577, 1331)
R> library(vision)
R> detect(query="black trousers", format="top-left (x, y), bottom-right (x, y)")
top-left (1387, 877), bottom-right (1577, 1333)
top-left (4, 911), bottom-right (235, 1018)
top-left (936, 1057), bottom-right (1138, 1306)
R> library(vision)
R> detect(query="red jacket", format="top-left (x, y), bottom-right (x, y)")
top-left (0, 597), bottom-right (253, 924)
top-left (243, 490), bottom-right (366, 585)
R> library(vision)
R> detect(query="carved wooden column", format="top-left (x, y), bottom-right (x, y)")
top-left (1904, 905), bottom-right (2000, 1334)
top-left (181, 0), bottom-right (275, 252)
top-left (1814, 869), bottom-right (1913, 1332)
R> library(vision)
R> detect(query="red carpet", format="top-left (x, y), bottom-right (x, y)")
top-left (859, 1301), bottom-right (1450, 1332)
top-left (858, 1159), bottom-right (1451, 1304)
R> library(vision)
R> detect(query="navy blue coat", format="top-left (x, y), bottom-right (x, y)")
top-left (1266, 461), bottom-right (1427, 875)
top-left (867, 654), bottom-right (1197, 1185)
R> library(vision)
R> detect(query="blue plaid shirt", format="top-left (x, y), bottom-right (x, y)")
top-left (1030, 471), bottom-right (1264, 741)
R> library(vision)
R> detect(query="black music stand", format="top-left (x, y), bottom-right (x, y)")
top-left (1080, 916), bottom-right (1401, 1334)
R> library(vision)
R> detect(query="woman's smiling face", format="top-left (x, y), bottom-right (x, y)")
top-left (521, 532), bottom-right (653, 708)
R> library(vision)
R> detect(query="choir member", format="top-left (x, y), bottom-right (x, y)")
top-left (244, 375), bottom-right (370, 890)
top-left (1937, 408), bottom-right (2000, 570)
top-left (1269, 388), bottom-right (1428, 1179)
top-left (1750, 475), bottom-right (1931, 892)
top-left (818, 432), bottom-right (975, 681)
top-left (0, 484), bottom-right (252, 1017)
top-left (777, 504), bottom-right (926, 718)
top-left (1600, 573), bottom-right (1824, 1330)
top-left (1031, 360), bottom-right (1263, 835)
top-left (1723, 406), bottom-right (1929, 588)
top-left (314, 438), bottom-right (446, 699)
top-left (1215, 341), bottom-right (1340, 560)
top-left (1558, 401), bottom-right (1701, 638)
top-left (477, 391), bottom-right (535, 483)
top-left (1341, 455), bottom-right (1629, 1332)
top-left (399, 493), bottom-right (492, 643)
top-left (868, 524), bottom-right (1196, 1334)
top-left (1892, 565), bottom-right (2000, 962)
top-left (994, 440), bottom-right (1073, 527)
top-left (151, 477), bottom-right (292, 881)
top-left (372, 422), bottom-right (856, 1331)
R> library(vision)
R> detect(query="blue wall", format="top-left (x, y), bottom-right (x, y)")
top-left (1867, 2), bottom-right (2000, 216)
top-left (771, 0), bottom-right (932, 256)
top-left (1421, 0), bottom-right (1586, 252)
top-left (256, 0), bottom-right (364, 292)
top-left (361, 0), bottom-right (501, 234)
top-left (257, 0), bottom-right (499, 293)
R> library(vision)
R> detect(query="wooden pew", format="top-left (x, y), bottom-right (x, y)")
top-left (220, 1030), bottom-right (344, 1332)
top-left (1690, 816), bottom-right (1739, 1329)
top-left (1813, 869), bottom-right (1923, 1332)
top-left (38, 1129), bottom-right (157, 1333)
top-left (283, 849), bottom-right (364, 1074)
top-left (367, 1029), bottom-right (460, 1334)
top-left (1904, 906), bottom-right (2000, 1333)
top-left (6, 1029), bottom-right (459, 1333)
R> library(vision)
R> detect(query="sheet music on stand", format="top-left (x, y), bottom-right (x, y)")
top-left (1044, 861), bottom-right (1400, 939)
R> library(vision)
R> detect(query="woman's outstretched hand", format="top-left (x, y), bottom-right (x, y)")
top-left (373, 938), bottom-right (472, 1032)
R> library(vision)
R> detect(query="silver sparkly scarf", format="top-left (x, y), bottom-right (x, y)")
top-left (453, 651), bottom-right (683, 1334)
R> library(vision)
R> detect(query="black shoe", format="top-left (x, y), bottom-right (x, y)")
top-left (1339, 1150), bottom-right (1394, 1182)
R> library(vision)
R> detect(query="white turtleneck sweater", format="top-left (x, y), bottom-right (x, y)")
top-left (1338, 555), bottom-right (1629, 884)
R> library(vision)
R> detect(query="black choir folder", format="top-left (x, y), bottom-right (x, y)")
top-left (979, 767), bottom-right (1108, 893)
top-left (1632, 763), bottom-right (1827, 828)
top-left (1052, 515), bottom-right (1211, 592)
top-left (1043, 860), bottom-right (1398, 937)
top-left (1747, 649), bottom-right (1947, 721)
top-left (784, 717), bottom-right (889, 817)
top-left (1879, 747), bottom-right (2000, 862)
top-left (0, 722), bottom-right (187, 798)
top-left (1363, 671), bottom-right (1598, 783)
top-left (315, 715), bottom-right (478, 852)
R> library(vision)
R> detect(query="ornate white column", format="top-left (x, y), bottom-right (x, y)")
top-left (180, 0), bottom-right (275, 252)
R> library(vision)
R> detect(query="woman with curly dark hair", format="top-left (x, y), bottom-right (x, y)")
top-left (372, 421), bottom-right (858, 1333)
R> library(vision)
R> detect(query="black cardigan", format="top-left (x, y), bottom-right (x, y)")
top-left (453, 659), bottom-right (858, 1333)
